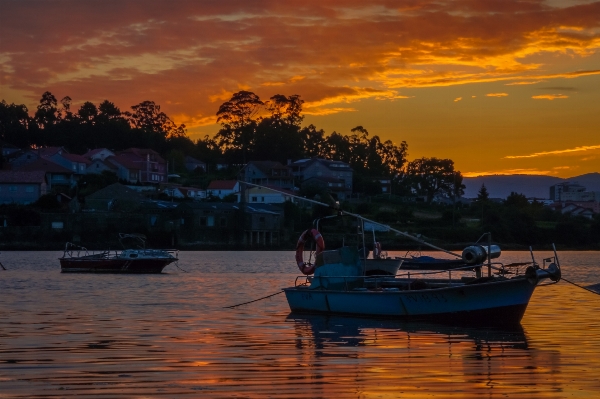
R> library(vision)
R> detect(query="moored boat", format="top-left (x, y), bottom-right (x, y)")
top-left (59, 233), bottom-right (178, 273)
top-left (285, 243), bottom-right (561, 325)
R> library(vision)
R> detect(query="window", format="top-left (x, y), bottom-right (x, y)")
top-left (72, 164), bottom-right (77, 170)
top-left (26, 186), bottom-right (34, 193)
top-left (220, 217), bottom-right (227, 227)
top-left (200, 217), bottom-right (207, 226)
top-left (261, 197), bottom-right (264, 202)
top-left (9, 186), bottom-right (17, 192)
top-left (252, 196), bottom-right (257, 202)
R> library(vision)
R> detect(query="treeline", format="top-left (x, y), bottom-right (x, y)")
top-left (1, 91), bottom-right (464, 198)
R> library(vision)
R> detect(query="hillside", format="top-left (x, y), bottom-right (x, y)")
top-left (463, 173), bottom-right (600, 199)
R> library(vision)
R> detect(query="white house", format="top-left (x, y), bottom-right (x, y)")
top-left (207, 180), bottom-right (240, 200)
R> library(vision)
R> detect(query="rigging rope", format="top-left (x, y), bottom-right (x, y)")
top-left (223, 290), bottom-right (284, 309)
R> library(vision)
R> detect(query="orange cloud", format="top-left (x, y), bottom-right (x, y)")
top-left (532, 94), bottom-right (569, 100)
top-left (505, 81), bottom-right (543, 85)
top-left (454, 97), bottom-right (462, 102)
top-left (486, 93), bottom-right (509, 97)
top-left (0, 0), bottom-right (599, 128)
top-left (504, 144), bottom-right (600, 159)
top-left (463, 169), bottom-right (554, 178)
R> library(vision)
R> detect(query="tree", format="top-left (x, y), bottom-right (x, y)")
top-left (215, 91), bottom-right (263, 163)
top-left (0, 100), bottom-right (31, 147)
top-left (300, 124), bottom-right (326, 158)
top-left (253, 94), bottom-right (305, 163)
top-left (477, 184), bottom-right (489, 202)
top-left (34, 91), bottom-right (60, 129)
top-left (77, 101), bottom-right (98, 124)
top-left (404, 157), bottom-right (462, 203)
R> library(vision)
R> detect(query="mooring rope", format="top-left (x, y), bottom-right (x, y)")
top-left (224, 290), bottom-right (284, 309)
top-left (174, 261), bottom-right (188, 273)
top-left (561, 277), bottom-right (600, 297)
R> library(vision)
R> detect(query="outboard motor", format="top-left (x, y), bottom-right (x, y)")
top-left (462, 245), bottom-right (501, 265)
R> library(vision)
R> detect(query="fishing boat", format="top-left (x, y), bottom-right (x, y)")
top-left (240, 182), bottom-right (563, 326)
top-left (286, 237), bottom-right (561, 325)
top-left (59, 233), bottom-right (179, 273)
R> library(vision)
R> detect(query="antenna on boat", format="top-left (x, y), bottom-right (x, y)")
top-left (240, 181), bottom-right (462, 257)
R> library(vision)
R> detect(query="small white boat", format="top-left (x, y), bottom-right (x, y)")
top-left (59, 233), bottom-right (178, 273)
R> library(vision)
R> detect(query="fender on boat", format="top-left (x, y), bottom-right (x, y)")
top-left (295, 229), bottom-right (325, 275)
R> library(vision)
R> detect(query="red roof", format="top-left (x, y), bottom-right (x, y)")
top-left (61, 153), bottom-right (92, 164)
top-left (106, 155), bottom-right (142, 170)
top-left (207, 180), bottom-right (238, 190)
top-left (0, 170), bottom-right (46, 183)
top-left (16, 158), bottom-right (73, 174)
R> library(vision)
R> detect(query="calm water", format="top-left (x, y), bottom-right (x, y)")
top-left (1, 250), bottom-right (600, 398)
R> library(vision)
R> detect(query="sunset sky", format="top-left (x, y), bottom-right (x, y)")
top-left (1, 0), bottom-right (599, 177)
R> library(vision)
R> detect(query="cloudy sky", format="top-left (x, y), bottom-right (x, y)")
top-left (1, 0), bottom-right (599, 177)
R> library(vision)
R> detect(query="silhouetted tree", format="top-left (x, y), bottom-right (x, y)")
top-left (404, 157), bottom-right (462, 203)
top-left (215, 91), bottom-right (263, 163)
top-left (0, 100), bottom-right (31, 147)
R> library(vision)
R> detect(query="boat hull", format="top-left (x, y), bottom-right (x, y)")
top-left (59, 258), bottom-right (176, 273)
top-left (284, 277), bottom-right (536, 325)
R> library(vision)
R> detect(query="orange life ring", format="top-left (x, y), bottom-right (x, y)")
top-left (295, 228), bottom-right (325, 275)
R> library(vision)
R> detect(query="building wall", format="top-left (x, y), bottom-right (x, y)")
top-left (0, 182), bottom-right (45, 204)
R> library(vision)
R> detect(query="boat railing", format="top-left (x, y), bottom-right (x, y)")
top-left (62, 242), bottom-right (111, 259)
top-left (120, 248), bottom-right (179, 259)
top-left (293, 258), bottom-right (561, 291)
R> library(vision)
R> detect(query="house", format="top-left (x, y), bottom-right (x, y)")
top-left (83, 148), bottom-right (115, 161)
top-left (184, 156), bottom-right (206, 172)
top-left (207, 180), bottom-right (240, 200)
top-left (302, 176), bottom-right (349, 200)
top-left (46, 151), bottom-right (91, 176)
top-left (291, 158), bottom-right (353, 199)
top-left (86, 158), bottom-right (119, 175)
top-left (0, 170), bottom-right (47, 204)
top-left (16, 158), bottom-right (74, 191)
top-left (164, 186), bottom-right (206, 200)
top-left (84, 183), bottom-right (148, 212)
top-left (240, 161), bottom-right (294, 190)
top-left (107, 148), bottom-right (167, 184)
top-left (0, 141), bottom-right (20, 158)
top-left (560, 203), bottom-right (596, 220)
top-left (5, 148), bottom-right (41, 169)
top-left (177, 202), bottom-right (283, 246)
top-left (245, 185), bottom-right (295, 204)
top-left (373, 177), bottom-right (392, 194)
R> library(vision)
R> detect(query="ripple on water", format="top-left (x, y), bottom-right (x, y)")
top-left (0, 250), bottom-right (600, 397)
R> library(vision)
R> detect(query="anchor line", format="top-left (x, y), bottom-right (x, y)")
top-left (174, 261), bottom-right (188, 273)
top-left (223, 291), bottom-right (284, 309)
top-left (561, 277), bottom-right (600, 297)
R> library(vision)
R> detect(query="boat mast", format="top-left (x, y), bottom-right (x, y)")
top-left (240, 182), bottom-right (462, 258)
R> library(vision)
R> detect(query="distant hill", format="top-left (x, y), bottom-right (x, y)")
top-left (463, 173), bottom-right (600, 199)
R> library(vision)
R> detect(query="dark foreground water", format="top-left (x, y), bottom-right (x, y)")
top-left (1, 250), bottom-right (600, 398)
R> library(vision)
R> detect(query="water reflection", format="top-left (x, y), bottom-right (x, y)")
top-left (287, 313), bottom-right (567, 397)
top-left (288, 312), bottom-right (528, 350)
